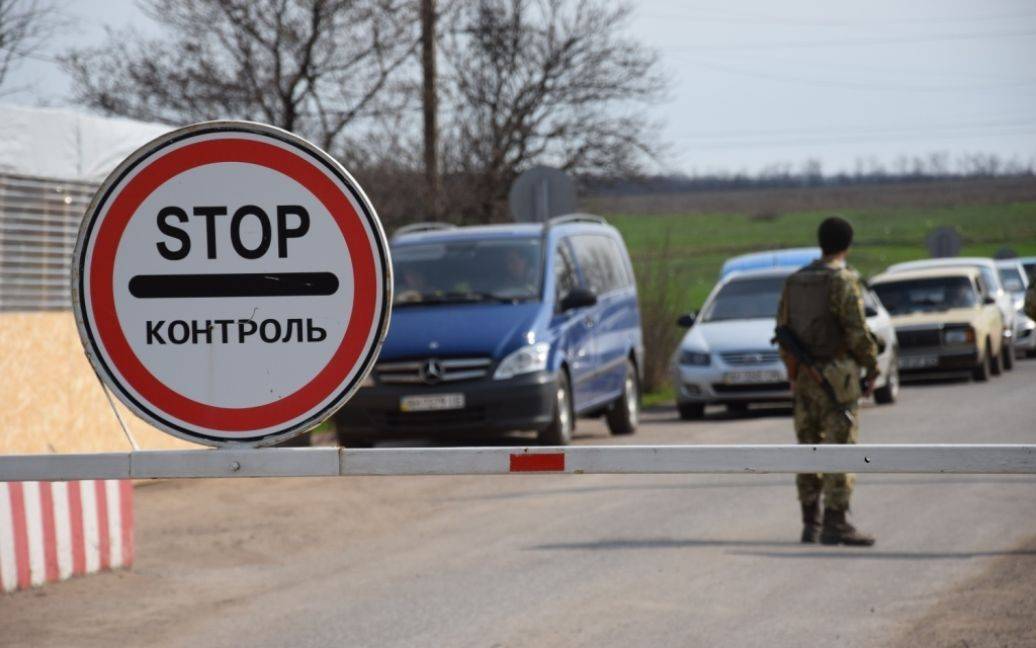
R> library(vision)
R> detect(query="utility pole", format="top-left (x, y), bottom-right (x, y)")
top-left (420, 0), bottom-right (441, 219)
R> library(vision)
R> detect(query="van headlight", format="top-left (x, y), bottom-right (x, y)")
top-left (494, 343), bottom-right (551, 379)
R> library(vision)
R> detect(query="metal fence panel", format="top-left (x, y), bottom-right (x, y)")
top-left (0, 173), bottom-right (97, 311)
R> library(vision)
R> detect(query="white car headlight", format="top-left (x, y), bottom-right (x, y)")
top-left (678, 349), bottom-right (711, 366)
top-left (494, 343), bottom-right (550, 380)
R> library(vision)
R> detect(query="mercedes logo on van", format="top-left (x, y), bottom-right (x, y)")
top-left (420, 359), bottom-right (444, 385)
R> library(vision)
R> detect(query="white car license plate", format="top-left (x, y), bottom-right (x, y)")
top-left (723, 370), bottom-right (785, 385)
top-left (900, 355), bottom-right (938, 369)
top-left (400, 393), bottom-right (465, 413)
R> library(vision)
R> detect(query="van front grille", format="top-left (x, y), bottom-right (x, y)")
top-left (376, 357), bottom-right (492, 385)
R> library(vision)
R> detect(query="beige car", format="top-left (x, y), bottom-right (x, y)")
top-left (870, 267), bottom-right (1004, 381)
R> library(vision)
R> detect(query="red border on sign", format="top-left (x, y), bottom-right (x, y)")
top-left (88, 138), bottom-right (378, 432)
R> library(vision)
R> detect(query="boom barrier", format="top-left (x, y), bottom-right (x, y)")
top-left (1, 444), bottom-right (1034, 481)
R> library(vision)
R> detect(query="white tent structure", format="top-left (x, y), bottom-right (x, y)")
top-left (0, 104), bottom-right (171, 182)
top-left (0, 105), bottom-right (173, 310)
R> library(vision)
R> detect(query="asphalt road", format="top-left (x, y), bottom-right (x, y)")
top-left (3, 362), bottom-right (1036, 647)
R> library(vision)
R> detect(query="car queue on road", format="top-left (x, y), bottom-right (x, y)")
top-left (333, 213), bottom-right (1032, 445)
top-left (672, 249), bottom-right (1032, 421)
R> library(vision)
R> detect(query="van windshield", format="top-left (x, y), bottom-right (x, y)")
top-left (392, 238), bottom-right (543, 305)
top-left (872, 277), bottom-right (978, 315)
top-left (701, 276), bottom-right (786, 322)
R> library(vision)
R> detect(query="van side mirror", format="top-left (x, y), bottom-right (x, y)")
top-left (983, 295), bottom-right (996, 306)
top-left (560, 287), bottom-right (597, 311)
top-left (677, 312), bottom-right (697, 328)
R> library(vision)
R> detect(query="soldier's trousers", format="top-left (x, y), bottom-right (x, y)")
top-left (793, 375), bottom-right (858, 511)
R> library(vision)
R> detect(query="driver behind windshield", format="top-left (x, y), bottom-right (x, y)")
top-left (949, 282), bottom-right (977, 309)
top-left (392, 239), bottom-right (543, 304)
top-left (500, 247), bottom-right (539, 295)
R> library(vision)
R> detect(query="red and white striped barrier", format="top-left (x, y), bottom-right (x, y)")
top-left (0, 480), bottom-right (133, 593)
top-left (1, 445), bottom-right (1034, 481)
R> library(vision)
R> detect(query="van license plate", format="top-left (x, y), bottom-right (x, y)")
top-left (400, 394), bottom-right (465, 412)
top-left (723, 370), bottom-right (784, 385)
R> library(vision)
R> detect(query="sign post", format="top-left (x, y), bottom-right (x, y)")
top-left (925, 226), bottom-right (962, 258)
top-left (508, 165), bottom-right (576, 222)
top-left (72, 121), bottom-right (391, 447)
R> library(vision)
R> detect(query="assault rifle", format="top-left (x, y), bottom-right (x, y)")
top-left (773, 325), bottom-right (855, 426)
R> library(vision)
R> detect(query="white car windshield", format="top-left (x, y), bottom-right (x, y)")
top-left (873, 277), bottom-right (978, 315)
top-left (998, 266), bottom-right (1025, 294)
top-left (701, 276), bottom-right (785, 322)
top-left (392, 238), bottom-right (543, 305)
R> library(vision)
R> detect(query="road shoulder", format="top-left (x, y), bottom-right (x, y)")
top-left (891, 534), bottom-right (1036, 648)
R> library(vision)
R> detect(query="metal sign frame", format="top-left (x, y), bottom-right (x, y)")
top-left (71, 121), bottom-right (392, 448)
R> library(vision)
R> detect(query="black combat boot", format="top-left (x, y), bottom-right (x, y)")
top-left (801, 500), bottom-right (821, 543)
top-left (821, 508), bottom-right (875, 546)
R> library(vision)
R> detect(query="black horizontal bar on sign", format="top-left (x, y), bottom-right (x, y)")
top-left (128, 272), bottom-right (339, 298)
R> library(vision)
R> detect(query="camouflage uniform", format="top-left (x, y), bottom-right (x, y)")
top-left (777, 260), bottom-right (878, 512)
top-left (1026, 282), bottom-right (1036, 321)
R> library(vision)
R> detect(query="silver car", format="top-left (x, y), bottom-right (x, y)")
top-left (1018, 256), bottom-right (1036, 283)
top-left (672, 267), bottom-right (899, 419)
top-left (886, 258), bottom-right (1017, 371)
top-left (996, 259), bottom-right (1036, 358)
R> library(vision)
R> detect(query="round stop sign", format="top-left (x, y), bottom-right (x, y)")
top-left (72, 122), bottom-right (392, 447)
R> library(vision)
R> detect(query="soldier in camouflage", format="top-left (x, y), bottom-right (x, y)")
top-left (776, 217), bottom-right (879, 546)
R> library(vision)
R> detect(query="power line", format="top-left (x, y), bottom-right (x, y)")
top-left (681, 57), bottom-right (1036, 93)
top-left (660, 28), bottom-right (1036, 52)
top-left (671, 117), bottom-right (1036, 141)
top-left (643, 6), bottom-right (1036, 29)
top-left (673, 124), bottom-right (1036, 150)
top-left (687, 50), bottom-right (1036, 85)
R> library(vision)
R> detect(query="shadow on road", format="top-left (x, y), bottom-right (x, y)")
top-left (730, 549), bottom-right (1036, 560)
top-left (899, 375), bottom-right (972, 388)
top-left (447, 475), bottom-right (1036, 502)
top-left (644, 404), bottom-right (793, 424)
top-left (531, 538), bottom-right (802, 551)
top-left (530, 538), bottom-right (1036, 561)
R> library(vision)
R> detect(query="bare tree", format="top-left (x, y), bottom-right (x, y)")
top-left (62, 0), bottom-right (419, 155)
top-left (0, 0), bottom-right (63, 92)
top-left (440, 0), bottom-right (665, 222)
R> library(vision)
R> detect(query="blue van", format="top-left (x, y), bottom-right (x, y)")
top-left (334, 215), bottom-right (644, 445)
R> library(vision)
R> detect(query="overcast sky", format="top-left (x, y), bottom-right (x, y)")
top-left (5, 0), bottom-right (1035, 176)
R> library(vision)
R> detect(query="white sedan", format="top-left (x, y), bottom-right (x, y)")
top-left (672, 267), bottom-right (898, 419)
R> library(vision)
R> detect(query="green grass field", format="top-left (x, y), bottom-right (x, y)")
top-left (605, 203), bottom-right (1036, 310)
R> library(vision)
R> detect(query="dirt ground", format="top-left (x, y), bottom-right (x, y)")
top-left (891, 535), bottom-right (1036, 648)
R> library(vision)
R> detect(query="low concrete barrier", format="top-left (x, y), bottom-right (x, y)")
top-left (0, 479), bottom-right (132, 593)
